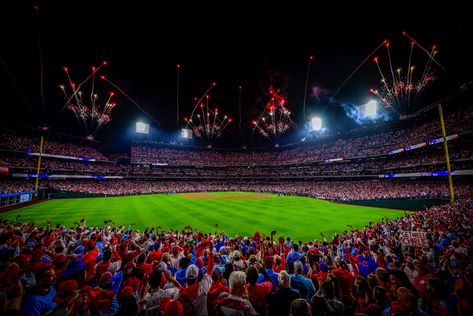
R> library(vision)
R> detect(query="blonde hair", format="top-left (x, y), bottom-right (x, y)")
top-left (279, 270), bottom-right (291, 287)
top-left (229, 271), bottom-right (248, 298)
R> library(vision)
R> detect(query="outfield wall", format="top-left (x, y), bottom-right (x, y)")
top-left (49, 190), bottom-right (447, 210)
top-left (50, 191), bottom-right (105, 198)
top-left (345, 198), bottom-right (448, 210)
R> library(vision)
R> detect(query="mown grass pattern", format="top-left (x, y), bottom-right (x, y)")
top-left (1, 192), bottom-right (405, 241)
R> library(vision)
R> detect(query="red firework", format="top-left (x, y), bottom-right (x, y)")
top-left (60, 62), bottom-right (117, 137)
top-left (369, 35), bottom-right (439, 115)
top-left (252, 87), bottom-right (295, 140)
top-left (185, 92), bottom-right (232, 144)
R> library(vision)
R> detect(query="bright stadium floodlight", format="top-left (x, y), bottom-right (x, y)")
top-left (363, 100), bottom-right (377, 117)
top-left (181, 128), bottom-right (193, 139)
top-left (311, 117), bottom-right (322, 131)
top-left (136, 122), bottom-right (149, 134)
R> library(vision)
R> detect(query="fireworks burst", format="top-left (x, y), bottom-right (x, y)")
top-left (252, 87), bottom-right (295, 140)
top-left (184, 93), bottom-right (232, 144)
top-left (369, 37), bottom-right (438, 115)
top-left (59, 62), bottom-right (117, 138)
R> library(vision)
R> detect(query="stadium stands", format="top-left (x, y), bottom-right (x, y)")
top-left (0, 194), bottom-right (471, 315)
top-left (0, 100), bottom-right (472, 316)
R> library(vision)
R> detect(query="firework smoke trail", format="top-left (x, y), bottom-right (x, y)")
top-left (385, 42), bottom-right (396, 86)
top-left (63, 67), bottom-right (80, 106)
top-left (238, 86), bottom-right (242, 128)
top-left (374, 57), bottom-right (397, 110)
top-left (270, 89), bottom-right (295, 126)
top-left (60, 62), bottom-right (107, 113)
top-left (271, 104), bottom-right (276, 136)
top-left (370, 56), bottom-right (402, 117)
top-left (402, 31), bottom-right (449, 75)
top-left (369, 37), bottom-right (440, 117)
top-left (61, 69), bottom-right (117, 136)
top-left (101, 75), bottom-right (160, 127)
top-left (176, 64), bottom-right (180, 127)
top-left (77, 62), bottom-right (107, 92)
top-left (94, 97), bottom-right (115, 134)
top-left (186, 82), bottom-right (217, 128)
top-left (200, 104), bottom-right (206, 139)
top-left (252, 88), bottom-right (295, 140)
top-left (406, 41), bottom-right (415, 107)
top-left (60, 83), bottom-right (81, 127)
top-left (63, 68), bottom-right (90, 131)
top-left (410, 46), bottom-right (437, 106)
top-left (95, 92), bottom-right (115, 132)
top-left (211, 108), bottom-right (218, 141)
top-left (385, 41), bottom-right (401, 106)
top-left (186, 95), bottom-right (231, 144)
top-left (89, 67), bottom-right (97, 133)
top-left (90, 66), bottom-right (97, 108)
top-left (420, 46), bottom-right (436, 84)
top-left (220, 117), bottom-right (232, 142)
top-left (252, 109), bottom-right (266, 135)
top-left (252, 120), bottom-right (270, 140)
top-left (0, 56), bottom-right (35, 115)
top-left (184, 118), bottom-right (200, 137)
top-left (333, 40), bottom-right (388, 99)
top-left (302, 55), bottom-right (314, 120)
top-left (206, 95), bottom-right (210, 132)
top-left (33, 4), bottom-right (46, 112)
top-left (251, 97), bottom-right (270, 139)
top-left (369, 89), bottom-right (400, 116)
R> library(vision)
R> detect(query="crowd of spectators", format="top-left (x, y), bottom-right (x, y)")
top-left (131, 107), bottom-right (473, 166)
top-left (0, 196), bottom-right (471, 315)
top-left (0, 131), bottom-right (106, 161)
top-left (0, 181), bottom-right (34, 195)
top-left (3, 144), bottom-right (473, 179)
top-left (0, 105), bottom-right (472, 315)
top-left (1, 179), bottom-right (471, 200)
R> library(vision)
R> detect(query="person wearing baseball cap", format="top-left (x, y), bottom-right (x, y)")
top-left (22, 262), bottom-right (57, 316)
top-left (186, 264), bottom-right (199, 279)
top-left (175, 241), bottom-right (214, 315)
top-left (207, 265), bottom-right (228, 314)
top-left (256, 255), bottom-right (280, 288)
top-left (161, 297), bottom-right (184, 316)
top-left (50, 280), bottom-right (78, 315)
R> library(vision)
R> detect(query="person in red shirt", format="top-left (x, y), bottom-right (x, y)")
top-left (136, 253), bottom-right (152, 276)
top-left (331, 259), bottom-right (355, 314)
top-left (273, 254), bottom-right (286, 273)
top-left (81, 239), bottom-right (99, 284)
top-left (354, 276), bottom-right (371, 314)
top-left (311, 262), bottom-right (329, 289)
top-left (246, 263), bottom-right (272, 316)
top-left (119, 239), bottom-right (143, 266)
top-left (207, 265), bottom-right (229, 316)
top-left (95, 245), bottom-right (122, 284)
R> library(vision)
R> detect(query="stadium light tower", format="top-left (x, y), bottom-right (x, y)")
top-left (363, 100), bottom-right (377, 117)
top-left (181, 128), bottom-right (193, 139)
top-left (135, 122), bottom-right (149, 134)
top-left (311, 117), bottom-right (322, 131)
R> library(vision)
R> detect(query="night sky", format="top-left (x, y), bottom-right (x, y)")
top-left (1, 1), bottom-right (471, 151)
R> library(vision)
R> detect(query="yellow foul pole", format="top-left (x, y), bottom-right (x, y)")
top-left (438, 104), bottom-right (454, 202)
top-left (34, 136), bottom-right (44, 192)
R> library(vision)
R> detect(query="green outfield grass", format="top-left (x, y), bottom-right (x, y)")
top-left (1, 192), bottom-right (405, 241)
